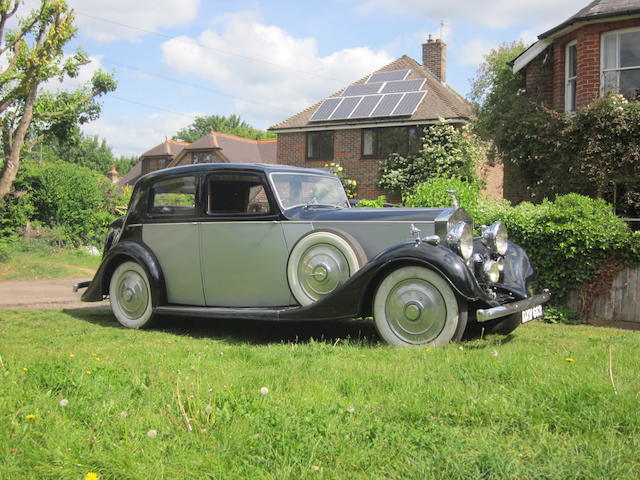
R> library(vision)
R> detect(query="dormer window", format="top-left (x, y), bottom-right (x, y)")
top-left (601, 28), bottom-right (640, 100)
top-left (565, 41), bottom-right (577, 113)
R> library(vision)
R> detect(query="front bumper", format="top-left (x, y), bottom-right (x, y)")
top-left (476, 290), bottom-right (551, 322)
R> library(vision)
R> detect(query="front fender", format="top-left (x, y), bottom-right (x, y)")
top-left (279, 241), bottom-right (488, 321)
top-left (81, 241), bottom-right (166, 306)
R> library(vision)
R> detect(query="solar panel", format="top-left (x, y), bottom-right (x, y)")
top-left (371, 93), bottom-right (403, 117)
top-left (329, 96), bottom-right (362, 120)
top-left (381, 79), bottom-right (426, 94)
top-left (349, 94), bottom-right (383, 118)
top-left (309, 97), bottom-right (342, 121)
top-left (342, 83), bottom-right (383, 97)
top-left (392, 91), bottom-right (426, 116)
top-left (367, 69), bottom-right (410, 84)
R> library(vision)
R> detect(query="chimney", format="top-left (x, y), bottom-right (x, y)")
top-left (422, 35), bottom-right (446, 83)
top-left (107, 164), bottom-right (119, 183)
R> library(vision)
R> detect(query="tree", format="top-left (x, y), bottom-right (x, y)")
top-left (173, 114), bottom-right (276, 142)
top-left (0, 0), bottom-right (116, 199)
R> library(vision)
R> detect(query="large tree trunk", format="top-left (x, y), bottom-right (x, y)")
top-left (0, 83), bottom-right (38, 200)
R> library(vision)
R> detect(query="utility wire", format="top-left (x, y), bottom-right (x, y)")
top-left (102, 58), bottom-right (296, 115)
top-left (74, 11), bottom-right (348, 84)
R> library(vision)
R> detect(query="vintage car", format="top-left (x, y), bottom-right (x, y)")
top-left (75, 163), bottom-right (550, 346)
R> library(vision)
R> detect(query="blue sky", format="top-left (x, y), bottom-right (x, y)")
top-left (41, 0), bottom-right (590, 156)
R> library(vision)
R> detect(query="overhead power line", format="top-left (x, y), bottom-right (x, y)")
top-left (74, 11), bottom-right (348, 84)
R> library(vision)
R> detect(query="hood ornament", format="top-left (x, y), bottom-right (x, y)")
top-left (446, 190), bottom-right (459, 208)
top-left (410, 223), bottom-right (422, 244)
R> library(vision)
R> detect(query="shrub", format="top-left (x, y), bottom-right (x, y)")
top-left (325, 163), bottom-right (357, 198)
top-left (473, 194), bottom-right (637, 302)
top-left (378, 122), bottom-right (483, 196)
top-left (0, 191), bottom-right (35, 239)
top-left (355, 196), bottom-right (387, 208)
top-left (28, 162), bottom-right (116, 246)
top-left (404, 176), bottom-right (484, 212)
top-left (542, 306), bottom-right (581, 325)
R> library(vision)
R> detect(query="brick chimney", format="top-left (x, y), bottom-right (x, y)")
top-left (422, 35), bottom-right (446, 83)
top-left (107, 164), bottom-right (119, 183)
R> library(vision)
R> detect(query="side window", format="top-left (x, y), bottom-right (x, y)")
top-left (150, 176), bottom-right (197, 216)
top-left (207, 173), bottom-right (273, 215)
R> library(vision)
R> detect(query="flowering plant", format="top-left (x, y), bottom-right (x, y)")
top-left (324, 162), bottom-right (357, 198)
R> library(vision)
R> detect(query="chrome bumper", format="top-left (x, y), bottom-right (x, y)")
top-left (476, 290), bottom-right (551, 322)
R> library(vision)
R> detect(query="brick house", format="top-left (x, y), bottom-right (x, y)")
top-left (504, 0), bottom-right (640, 202)
top-left (269, 39), bottom-right (473, 200)
top-left (512, 0), bottom-right (640, 111)
top-left (119, 132), bottom-right (277, 186)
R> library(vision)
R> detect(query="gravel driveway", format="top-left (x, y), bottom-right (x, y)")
top-left (0, 277), bottom-right (109, 310)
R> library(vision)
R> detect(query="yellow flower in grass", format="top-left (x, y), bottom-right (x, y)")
top-left (565, 357), bottom-right (575, 363)
top-left (25, 414), bottom-right (36, 420)
top-left (22, 367), bottom-right (28, 372)
top-left (84, 473), bottom-right (99, 480)
top-left (69, 354), bottom-right (76, 358)
top-left (85, 370), bottom-right (92, 375)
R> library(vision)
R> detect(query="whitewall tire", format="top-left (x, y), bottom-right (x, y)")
top-left (109, 261), bottom-right (155, 329)
top-left (287, 229), bottom-right (366, 306)
top-left (373, 266), bottom-right (467, 346)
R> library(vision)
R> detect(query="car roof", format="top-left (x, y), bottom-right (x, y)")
top-left (135, 163), bottom-right (331, 186)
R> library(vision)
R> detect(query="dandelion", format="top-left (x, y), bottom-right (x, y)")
top-left (69, 354), bottom-right (76, 358)
top-left (260, 386), bottom-right (269, 395)
top-left (458, 346), bottom-right (464, 351)
top-left (346, 406), bottom-right (355, 414)
top-left (491, 350), bottom-right (499, 357)
top-left (565, 357), bottom-right (575, 363)
top-left (147, 429), bottom-right (158, 438)
top-left (59, 399), bottom-right (69, 407)
top-left (22, 367), bottom-right (28, 372)
top-left (25, 414), bottom-right (36, 420)
top-left (84, 473), bottom-right (98, 480)
top-left (205, 405), bottom-right (213, 415)
top-left (94, 357), bottom-right (101, 361)
top-left (85, 370), bottom-right (92, 375)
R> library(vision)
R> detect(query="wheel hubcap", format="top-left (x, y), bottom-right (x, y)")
top-left (385, 278), bottom-right (446, 343)
top-left (116, 270), bottom-right (149, 319)
top-left (298, 244), bottom-right (349, 301)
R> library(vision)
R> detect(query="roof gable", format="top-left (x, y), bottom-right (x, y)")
top-left (269, 55), bottom-right (471, 131)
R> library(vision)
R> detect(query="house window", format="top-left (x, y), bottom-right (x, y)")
top-left (362, 126), bottom-right (421, 158)
top-left (601, 28), bottom-right (640, 100)
top-left (565, 41), bottom-right (577, 113)
top-left (193, 152), bottom-right (214, 164)
top-left (306, 131), bottom-right (334, 161)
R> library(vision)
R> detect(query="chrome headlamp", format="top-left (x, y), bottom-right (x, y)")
top-left (483, 259), bottom-right (501, 283)
top-left (446, 222), bottom-right (473, 261)
top-left (481, 221), bottom-right (508, 255)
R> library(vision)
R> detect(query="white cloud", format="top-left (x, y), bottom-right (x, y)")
top-left (358, 0), bottom-right (588, 29)
top-left (82, 111), bottom-right (200, 157)
top-left (457, 38), bottom-right (497, 67)
top-left (160, 11), bottom-right (393, 127)
top-left (68, 0), bottom-right (201, 43)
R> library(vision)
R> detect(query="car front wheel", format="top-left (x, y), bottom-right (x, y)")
top-left (373, 266), bottom-right (467, 346)
top-left (109, 261), bottom-right (155, 329)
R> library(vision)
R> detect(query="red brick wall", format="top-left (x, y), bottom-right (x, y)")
top-left (276, 130), bottom-right (389, 200)
top-left (525, 18), bottom-right (640, 110)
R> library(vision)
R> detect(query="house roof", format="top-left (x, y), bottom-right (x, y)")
top-left (171, 131), bottom-right (277, 165)
top-left (540, 0), bottom-right (640, 39)
top-left (269, 55), bottom-right (472, 132)
top-left (512, 0), bottom-right (640, 72)
top-left (139, 138), bottom-right (189, 158)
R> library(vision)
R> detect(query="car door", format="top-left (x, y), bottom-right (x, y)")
top-left (141, 174), bottom-right (205, 306)
top-left (199, 170), bottom-right (292, 307)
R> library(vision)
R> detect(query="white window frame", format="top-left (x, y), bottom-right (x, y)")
top-left (565, 40), bottom-right (577, 113)
top-left (600, 27), bottom-right (640, 98)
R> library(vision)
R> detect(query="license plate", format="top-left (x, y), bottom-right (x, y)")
top-left (521, 305), bottom-right (544, 323)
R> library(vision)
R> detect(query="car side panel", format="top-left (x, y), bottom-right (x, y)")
top-left (200, 222), bottom-right (292, 307)
top-left (142, 223), bottom-right (205, 306)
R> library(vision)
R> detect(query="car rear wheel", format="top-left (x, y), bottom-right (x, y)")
top-left (373, 266), bottom-right (467, 346)
top-left (109, 261), bottom-right (155, 329)
top-left (287, 229), bottom-right (366, 306)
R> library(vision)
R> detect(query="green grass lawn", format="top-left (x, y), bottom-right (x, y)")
top-left (1, 311), bottom-right (639, 480)
top-left (0, 247), bottom-right (100, 281)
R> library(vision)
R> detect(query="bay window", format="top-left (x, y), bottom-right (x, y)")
top-left (601, 28), bottom-right (640, 100)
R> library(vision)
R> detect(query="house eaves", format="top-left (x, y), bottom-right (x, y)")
top-left (271, 117), bottom-right (469, 134)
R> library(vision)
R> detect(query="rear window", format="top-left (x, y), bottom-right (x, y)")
top-left (150, 176), bottom-right (197, 216)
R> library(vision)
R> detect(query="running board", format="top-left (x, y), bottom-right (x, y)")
top-left (154, 305), bottom-right (298, 321)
